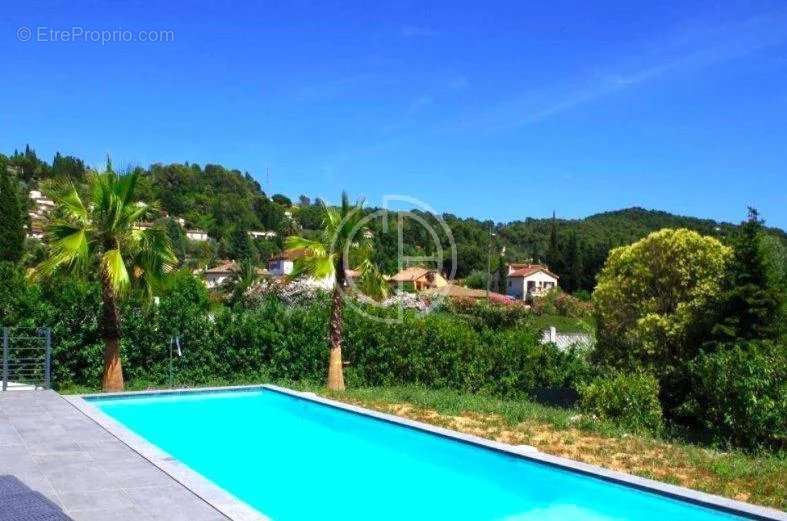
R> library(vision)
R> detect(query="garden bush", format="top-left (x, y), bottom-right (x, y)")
top-left (446, 299), bottom-right (530, 330)
top-left (680, 341), bottom-right (786, 450)
top-left (531, 289), bottom-right (592, 319)
top-left (579, 372), bottom-right (664, 433)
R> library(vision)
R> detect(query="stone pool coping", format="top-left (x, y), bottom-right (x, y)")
top-left (65, 384), bottom-right (787, 521)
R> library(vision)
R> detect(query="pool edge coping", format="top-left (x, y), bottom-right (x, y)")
top-left (65, 384), bottom-right (787, 521)
top-left (62, 388), bottom-right (269, 521)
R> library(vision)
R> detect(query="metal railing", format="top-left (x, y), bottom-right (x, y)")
top-left (1, 327), bottom-right (52, 391)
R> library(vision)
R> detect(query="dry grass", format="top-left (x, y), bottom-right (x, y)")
top-left (316, 386), bottom-right (786, 510)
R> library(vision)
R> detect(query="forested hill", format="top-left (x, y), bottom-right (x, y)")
top-left (3, 146), bottom-right (784, 292)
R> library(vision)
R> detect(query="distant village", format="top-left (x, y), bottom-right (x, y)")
top-left (26, 188), bottom-right (559, 303)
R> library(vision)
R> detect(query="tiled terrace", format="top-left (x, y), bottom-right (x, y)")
top-left (0, 390), bottom-right (228, 521)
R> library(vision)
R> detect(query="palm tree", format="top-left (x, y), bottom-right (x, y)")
top-left (32, 163), bottom-right (176, 391)
top-left (285, 192), bottom-right (386, 390)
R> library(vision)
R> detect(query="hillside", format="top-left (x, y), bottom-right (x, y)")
top-left (3, 146), bottom-right (783, 292)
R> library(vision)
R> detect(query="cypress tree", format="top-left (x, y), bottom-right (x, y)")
top-left (545, 210), bottom-right (564, 275)
top-left (712, 208), bottom-right (783, 342)
top-left (0, 166), bottom-right (25, 263)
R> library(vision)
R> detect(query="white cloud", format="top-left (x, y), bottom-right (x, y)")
top-left (470, 9), bottom-right (787, 129)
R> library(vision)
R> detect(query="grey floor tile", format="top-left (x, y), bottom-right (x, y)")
top-left (69, 506), bottom-right (154, 521)
top-left (59, 489), bottom-right (135, 513)
top-left (1, 391), bottom-right (227, 521)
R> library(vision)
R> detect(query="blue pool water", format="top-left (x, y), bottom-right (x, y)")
top-left (90, 388), bottom-right (749, 521)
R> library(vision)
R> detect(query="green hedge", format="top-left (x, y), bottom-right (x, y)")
top-left (4, 270), bottom-right (590, 400)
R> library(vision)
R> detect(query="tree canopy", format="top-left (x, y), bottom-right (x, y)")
top-left (4, 145), bottom-right (786, 288)
top-left (0, 161), bottom-right (25, 262)
top-left (593, 228), bottom-right (732, 377)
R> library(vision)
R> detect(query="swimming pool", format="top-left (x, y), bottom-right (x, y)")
top-left (85, 387), bottom-right (775, 521)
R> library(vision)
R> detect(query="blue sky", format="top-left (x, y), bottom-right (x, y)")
top-left (2, 1), bottom-right (786, 228)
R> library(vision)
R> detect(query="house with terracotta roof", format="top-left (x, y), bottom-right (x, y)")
top-left (423, 284), bottom-right (514, 303)
top-left (200, 260), bottom-right (269, 288)
top-left (388, 266), bottom-right (448, 292)
top-left (505, 263), bottom-right (558, 300)
top-left (201, 260), bottom-right (239, 288)
top-left (267, 248), bottom-right (305, 276)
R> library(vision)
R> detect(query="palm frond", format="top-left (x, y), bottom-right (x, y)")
top-left (355, 258), bottom-right (389, 301)
top-left (101, 248), bottom-right (130, 295)
top-left (49, 182), bottom-right (89, 224)
top-left (117, 171), bottom-right (139, 208)
top-left (284, 236), bottom-right (327, 257)
top-left (32, 226), bottom-right (91, 280)
top-left (290, 254), bottom-right (335, 280)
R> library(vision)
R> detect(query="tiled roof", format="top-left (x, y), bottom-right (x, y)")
top-left (204, 260), bottom-right (239, 274)
top-left (388, 266), bottom-right (436, 282)
top-left (507, 264), bottom-right (559, 279)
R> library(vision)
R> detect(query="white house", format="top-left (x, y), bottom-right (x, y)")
top-left (267, 248), bottom-right (304, 276)
top-left (267, 248), bottom-right (334, 289)
top-left (506, 263), bottom-right (559, 300)
top-left (248, 230), bottom-right (277, 239)
top-left (27, 189), bottom-right (56, 239)
top-left (200, 260), bottom-right (238, 288)
top-left (200, 260), bottom-right (269, 289)
top-left (186, 229), bottom-right (209, 241)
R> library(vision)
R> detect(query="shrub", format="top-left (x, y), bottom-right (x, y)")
top-left (579, 372), bottom-right (663, 433)
top-left (447, 299), bottom-right (530, 330)
top-left (0, 261), bottom-right (42, 327)
top-left (681, 342), bottom-right (786, 450)
top-left (531, 289), bottom-right (592, 319)
top-left (463, 271), bottom-right (487, 290)
top-left (593, 228), bottom-right (731, 378)
top-left (573, 289), bottom-right (591, 302)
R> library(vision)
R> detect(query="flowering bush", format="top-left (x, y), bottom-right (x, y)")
top-left (530, 289), bottom-right (592, 319)
top-left (245, 278), bottom-right (329, 306)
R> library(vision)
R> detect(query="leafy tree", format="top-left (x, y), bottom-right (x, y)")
top-left (0, 165), bottom-right (25, 262)
top-left (51, 152), bottom-right (86, 180)
top-left (272, 194), bottom-right (292, 207)
top-left (164, 218), bottom-right (188, 264)
top-left (31, 165), bottom-right (177, 391)
top-left (253, 238), bottom-right (281, 263)
top-left (285, 192), bottom-right (386, 390)
top-left (593, 228), bottom-right (732, 379)
top-left (227, 226), bottom-right (256, 261)
top-left (295, 203), bottom-right (325, 230)
top-left (711, 209), bottom-right (784, 343)
top-left (254, 196), bottom-right (286, 231)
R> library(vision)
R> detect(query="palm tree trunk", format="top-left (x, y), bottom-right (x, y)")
top-left (327, 284), bottom-right (345, 391)
top-left (100, 268), bottom-right (124, 391)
